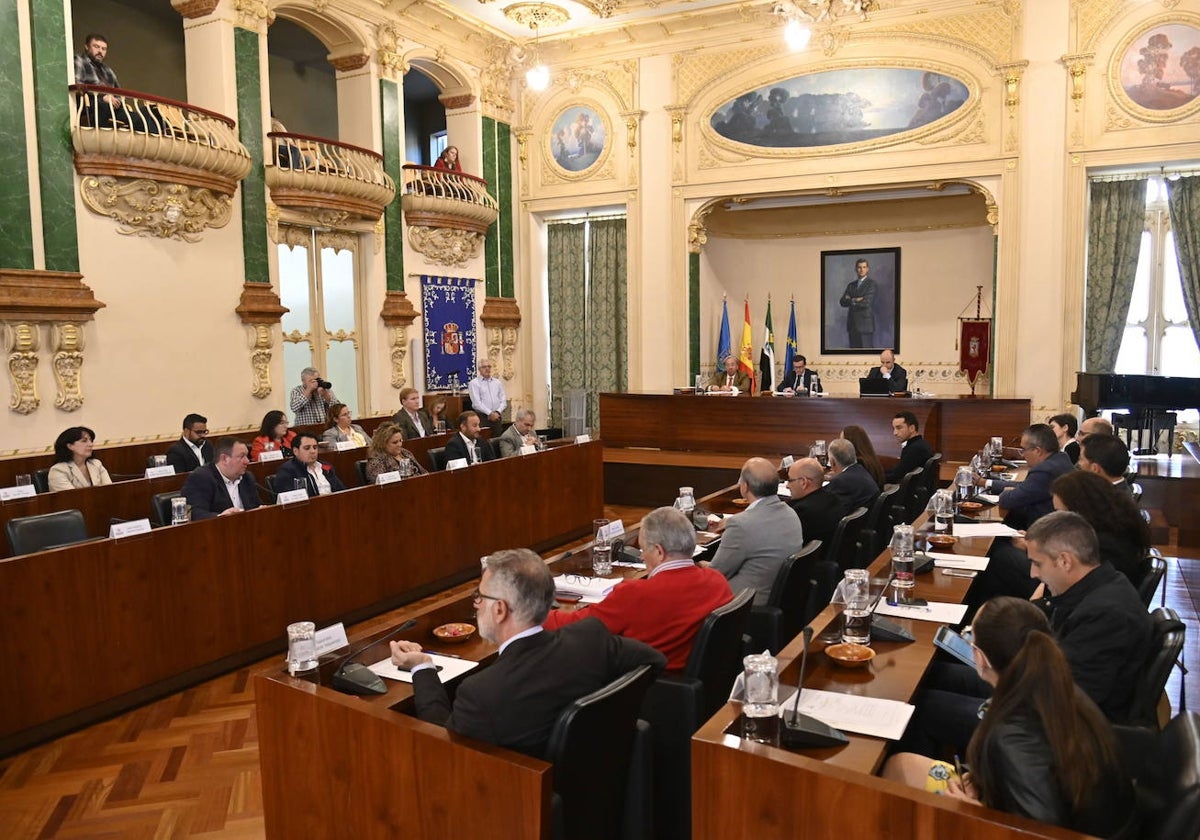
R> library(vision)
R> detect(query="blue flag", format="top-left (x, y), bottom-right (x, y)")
top-left (783, 300), bottom-right (798, 372)
top-left (717, 299), bottom-right (731, 366)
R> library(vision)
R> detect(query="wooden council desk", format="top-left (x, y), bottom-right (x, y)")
top-left (0, 441), bottom-right (602, 757)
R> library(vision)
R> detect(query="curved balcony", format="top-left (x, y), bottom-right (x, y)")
top-left (70, 84), bottom-right (252, 195)
top-left (401, 165), bottom-right (499, 235)
top-left (266, 132), bottom-right (395, 222)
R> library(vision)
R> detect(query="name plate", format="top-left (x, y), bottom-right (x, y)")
top-left (109, 518), bottom-right (152, 539)
top-left (780, 455), bottom-right (795, 469)
top-left (277, 488), bottom-right (309, 505)
top-left (334, 440), bottom-right (358, 452)
top-left (575, 434), bottom-right (591, 444)
top-left (258, 449), bottom-right (284, 463)
top-left (598, 520), bottom-right (625, 542)
top-left (145, 465), bottom-right (176, 479)
top-left (446, 457), bottom-right (469, 471)
top-left (314, 622), bottom-right (350, 657)
top-left (0, 485), bottom-right (37, 501)
top-left (519, 444), bottom-right (537, 456)
top-left (375, 470), bottom-right (402, 485)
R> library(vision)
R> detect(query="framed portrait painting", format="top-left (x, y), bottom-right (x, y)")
top-left (820, 247), bottom-right (901, 355)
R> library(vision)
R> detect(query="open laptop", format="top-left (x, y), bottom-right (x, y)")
top-left (858, 377), bottom-right (892, 397)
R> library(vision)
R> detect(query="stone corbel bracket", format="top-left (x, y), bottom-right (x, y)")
top-left (234, 284), bottom-right (289, 399)
top-left (480, 298), bottom-right (522, 381)
top-left (0, 269), bottom-right (106, 414)
top-left (381, 292), bottom-right (421, 389)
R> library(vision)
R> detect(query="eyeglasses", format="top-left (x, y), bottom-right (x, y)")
top-left (191, 428), bottom-right (209, 436)
top-left (472, 589), bottom-right (506, 607)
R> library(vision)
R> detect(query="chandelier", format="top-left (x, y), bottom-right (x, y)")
top-left (504, 3), bottom-right (569, 91)
top-left (771, 0), bottom-right (879, 51)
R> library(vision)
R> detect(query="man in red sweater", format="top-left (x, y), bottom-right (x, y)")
top-left (543, 507), bottom-right (732, 671)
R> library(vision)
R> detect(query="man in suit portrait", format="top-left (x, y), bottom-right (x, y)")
top-left (165, 413), bottom-right (212, 473)
top-left (775, 355), bottom-right (818, 395)
top-left (839, 258), bottom-right (876, 348)
top-left (497, 408), bottom-right (539, 458)
top-left (866, 349), bottom-right (908, 393)
top-left (705, 457), bottom-right (804, 605)
top-left (181, 437), bottom-right (262, 519)
top-left (273, 432), bottom-right (347, 497)
top-left (390, 548), bottom-right (665, 758)
top-left (707, 354), bottom-right (752, 394)
top-left (784, 458), bottom-right (843, 545)
top-left (443, 410), bottom-right (496, 466)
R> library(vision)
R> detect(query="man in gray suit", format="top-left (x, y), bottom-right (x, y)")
top-left (705, 458), bottom-right (805, 605)
top-left (497, 408), bottom-right (539, 458)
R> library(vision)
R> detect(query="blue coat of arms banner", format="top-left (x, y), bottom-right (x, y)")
top-left (422, 276), bottom-right (477, 391)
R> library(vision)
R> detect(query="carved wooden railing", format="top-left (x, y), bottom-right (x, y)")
top-left (400, 164), bottom-right (499, 235)
top-left (266, 131), bottom-right (395, 222)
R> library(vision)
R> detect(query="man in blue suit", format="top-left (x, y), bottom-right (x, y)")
top-left (273, 432), bottom-right (347, 496)
top-left (181, 438), bottom-right (262, 519)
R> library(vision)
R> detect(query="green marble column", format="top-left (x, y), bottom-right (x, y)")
top-left (234, 26), bottom-right (267, 284)
top-left (689, 250), bottom-right (700, 378)
top-left (482, 116), bottom-right (514, 299)
top-left (0, 0), bottom-right (33, 268)
top-left (380, 78), bottom-right (404, 292)
top-left (29, 0), bottom-right (78, 272)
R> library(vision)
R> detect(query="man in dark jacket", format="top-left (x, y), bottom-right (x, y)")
top-left (884, 410), bottom-right (934, 483)
top-left (783, 458), bottom-right (842, 544)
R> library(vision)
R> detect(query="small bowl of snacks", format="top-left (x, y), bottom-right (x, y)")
top-left (825, 643), bottom-right (876, 669)
top-left (928, 534), bottom-right (958, 548)
top-left (432, 622), bottom-right (476, 644)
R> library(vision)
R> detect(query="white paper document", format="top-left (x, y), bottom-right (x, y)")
top-left (953, 522), bottom-right (1021, 538)
top-left (775, 687), bottom-right (915, 741)
top-left (925, 552), bottom-right (990, 571)
top-left (874, 599), bottom-right (969, 625)
top-left (369, 653), bottom-right (479, 684)
top-left (553, 574), bottom-right (621, 604)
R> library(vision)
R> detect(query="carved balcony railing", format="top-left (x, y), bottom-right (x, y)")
top-left (266, 132), bottom-right (395, 223)
top-left (70, 84), bottom-right (252, 240)
top-left (401, 165), bottom-right (499, 235)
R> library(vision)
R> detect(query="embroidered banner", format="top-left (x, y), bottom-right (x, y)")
top-left (422, 276), bottom-right (477, 391)
top-left (959, 319), bottom-right (991, 386)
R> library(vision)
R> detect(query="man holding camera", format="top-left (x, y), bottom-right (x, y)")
top-left (289, 367), bottom-right (338, 426)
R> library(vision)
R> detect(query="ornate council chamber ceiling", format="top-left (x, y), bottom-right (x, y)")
top-left (434, 0), bottom-right (744, 38)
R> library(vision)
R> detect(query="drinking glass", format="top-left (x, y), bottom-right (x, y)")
top-left (841, 569), bottom-right (872, 645)
top-left (741, 653), bottom-right (780, 746)
top-left (293, 478), bottom-right (307, 492)
top-left (153, 455), bottom-right (167, 467)
top-left (286, 621), bottom-right (318, 675)
top-left (170, 496), bottom-right (189, 525)
top-left (15, 474), bottom-right (31, 487)
top-left (592, 518), bottom-right (613, 576)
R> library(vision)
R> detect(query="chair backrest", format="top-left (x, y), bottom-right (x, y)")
top-left (5, 509), bottom-right (89, 555)
top-left (545, 664), bottom-right (657, 840)
top-left (771, 540), bottom-right (823, 643)
top-left (32, 468), bottom-right (50, 494)
top-left (427, 446), bottom-right (447, 472)
top-left (151, 491), bottom-right (186, 527)
top-left (1130, 607), bottom-right (1186, 728)
top-left (265, 474), bottom-right (278, 496)
top-left (891, 467), bottom-right (923, 525)
top-left (861, 484), bottom-right (900, 559)
top-left (354, 459), bottom-right (368, 486)
top-left (1139, 552), bottom-right (1167, 609)
top-left (911, 453), bottom-right (942, 516)
top-left (826, 506), bottom-right (869, 571)
top-left (683, 588), bottom-right (756, 720)
top-left (1136, 712), bottom-right (1200, 840)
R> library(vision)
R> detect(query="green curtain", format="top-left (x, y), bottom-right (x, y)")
top-left (547, 222), bottom-right (586, 428)
top-left (1166, 175), bottom-right (1200, 356)
top-left (1084, 178), bottom-right (1147, 371)
top-left (585, 217), bottom-right (628, 431)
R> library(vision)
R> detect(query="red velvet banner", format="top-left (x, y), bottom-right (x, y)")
top-left (959, 319), bottom-right (991, 385)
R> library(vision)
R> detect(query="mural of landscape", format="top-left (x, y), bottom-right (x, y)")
top-left (709, 68), bottom-right (970, 148)
top-left (1119, 23), bottom-right (1200, 111)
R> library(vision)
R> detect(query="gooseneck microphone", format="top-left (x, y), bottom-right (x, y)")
top-left (331, 618), bottom-right (417, 696)
top-left (780, 626), bottom-right (849, 749)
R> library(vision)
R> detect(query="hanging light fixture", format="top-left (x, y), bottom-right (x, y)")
top-left (504, 3), bottom-right (569, 91)
top-left (525, 20), bottom-right (550, 91)
top-left (772, 0), bottom-right (877, 51)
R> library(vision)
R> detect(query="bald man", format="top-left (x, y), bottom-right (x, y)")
top-left (706, 457), bottom-right (804, 605)
top-left (784, 457), bottom-right (843, 545)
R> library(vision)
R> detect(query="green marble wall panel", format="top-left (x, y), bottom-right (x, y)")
top-left (30, 0), bottom-right (77, 271)
top-left (496, 121), bottom-right (513, 299)
top-left (689, 251), bottom-right (700, 378)
top-left (0, 0), bottom-right (33, 268)
top-left (380, 78), bottom-right (403, 292)
top-left (235, 27), bottom-right (267, 284)
top-left (482, 116), bottom-right (500, 298)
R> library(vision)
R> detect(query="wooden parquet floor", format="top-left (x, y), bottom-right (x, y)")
top-left (1, 522), bottom-right (1197, 839)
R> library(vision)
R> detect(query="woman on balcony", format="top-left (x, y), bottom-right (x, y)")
top-left (251, 410), bottom-right (296, 461)
top-left (48, 426), bottom-right (113, 491)
top-left (322, 403), bottom-right (368, 448)
top-left (433, 145), bottom-right (462, 172)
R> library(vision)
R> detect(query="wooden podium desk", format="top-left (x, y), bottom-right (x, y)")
top-left (0, 442), bottom-right (602, 757)
top-left (691, 522), bottom-right (1093, 840)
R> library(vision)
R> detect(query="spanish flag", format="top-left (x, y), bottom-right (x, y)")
top-left (739, 299), bottom-right (755, 393)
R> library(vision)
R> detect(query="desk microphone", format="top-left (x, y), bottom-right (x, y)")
top-left (780, 627), bottom-right (849, 749)
top-left (331, 618), bottom-right (417, 696)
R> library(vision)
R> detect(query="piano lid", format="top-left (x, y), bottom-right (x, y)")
top-left (1072, 372), bottom-right (1200, 413)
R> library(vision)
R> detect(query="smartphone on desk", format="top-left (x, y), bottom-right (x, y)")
top-left (933, 625), bottom-right (976, 668)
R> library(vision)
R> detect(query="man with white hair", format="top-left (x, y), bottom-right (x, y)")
top-left (289, 367), bottom-right (337, 425)
top-left (825, 438), bottom-right (880, 515)
top-left (496, 408), bottom-right (539, 458)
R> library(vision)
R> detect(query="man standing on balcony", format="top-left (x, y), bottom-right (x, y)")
top-left (73, 33), bottom-right (159, 133)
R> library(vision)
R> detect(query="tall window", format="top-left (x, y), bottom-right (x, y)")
top-left (1114, 177), bottom-right (1200, 377)
top-left (430, 131), bottom-right (447, 164)
top-left (278, 228), bottom-right (364, 416)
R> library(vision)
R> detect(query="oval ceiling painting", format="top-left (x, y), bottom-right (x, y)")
top-left (710, 68), bottom-right (970, 148)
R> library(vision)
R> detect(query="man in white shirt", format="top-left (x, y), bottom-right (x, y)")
top-left (468, 360), bottom-right (507, 437)
top-left (442, 411), bottom-right (496, 466)
top-left (273, 432), bottom-right (347, 496)
top-left (181, 438), bottom-right (262, 519)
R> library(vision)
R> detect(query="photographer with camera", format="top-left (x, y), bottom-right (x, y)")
top-left (289, 367), bottom-right (338, 426)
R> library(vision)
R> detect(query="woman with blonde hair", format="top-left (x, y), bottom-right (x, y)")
top-left (365, 422), bottom-right (427, 481)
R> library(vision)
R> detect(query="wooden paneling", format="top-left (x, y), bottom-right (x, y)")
top-left (0, 442), bottom-right (602, 756)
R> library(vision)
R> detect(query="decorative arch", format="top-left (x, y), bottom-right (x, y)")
top-left (402, 51), bottom-right (476, 105)
top-left (271, 3), bottom-right (370, 65)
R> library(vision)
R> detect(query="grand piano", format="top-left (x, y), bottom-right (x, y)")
top-left (1072, 372), bottom-right (1200, 453)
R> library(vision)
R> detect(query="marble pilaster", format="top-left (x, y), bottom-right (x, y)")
top-left (380, 78), bottom-right (404, 292)
top-left (234, 26), bottom-right (267, 284)
top-left (0, 0), bottom-right (33, 270)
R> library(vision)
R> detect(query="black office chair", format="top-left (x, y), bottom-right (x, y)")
top-left (891, 467), bottom-right (923, 525)
top-left (427, 446), bottom-right (447, 472)
top-left (1139, 550), bottom-right (1168, 609)
top-left (151, 491), bottom-right (186, 527)
top-left (748, 540), bottom-right (822, 655)
top-left (826, 506), bottom-right (869, 572)
top-left (265, 474), bottom-right (278, 497)
top-left (1116, 713), bottom-right (1200, 840)
top-left (32, 468), bottom-right (50, 494)
top-left (1128, 608), bottom-right (1186, 730)
top-left (354, 459), bottom-right (368, 486)
top-left (911, 452), bottom-right (942, 516)
top-left (547, 664), bottom-right (656, 840)
top-left (640, 588), bottom-right (755, 840)
top-left (860, 484), bottom-right (900, 560)
top-left (5, 509), bottom-right (89, 555)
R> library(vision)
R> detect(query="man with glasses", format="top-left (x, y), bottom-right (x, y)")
top-left (468, 359), bottom-right (507, 438)
top-left (975, 423), bottom-right (1072, 531)
top-left (165, 413), bottom-right (212, 473)
top-left (542, 507), bottom-right (731, 671)
top-left (390, 548), bottom-right (665, 758)
top-left (783, 458), bottom-right (842, 544)
top-left (181, 438), bottom-right (261, 519)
